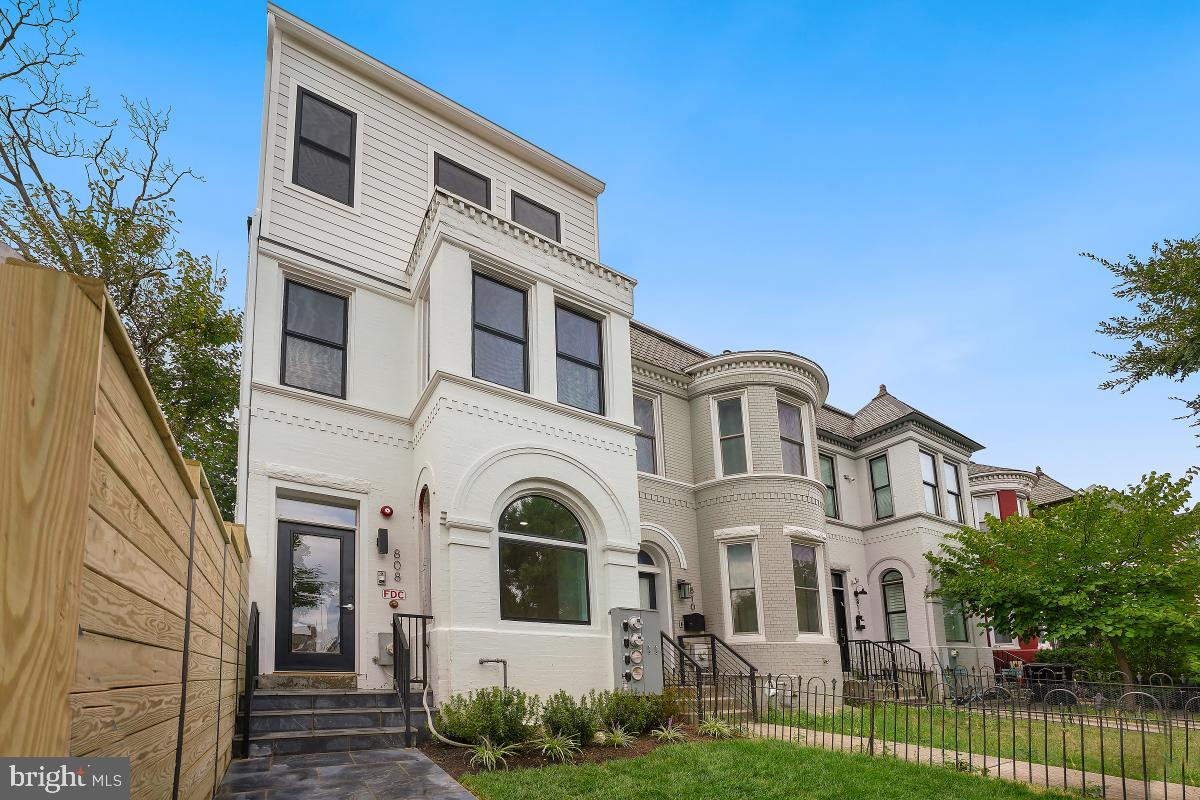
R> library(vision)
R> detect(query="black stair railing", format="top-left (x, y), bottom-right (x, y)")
top-left (392, 613), bottom-right (432, 746)
top-left (238, 603), bottom-right (259, 758)
top-left (677, 633), bottom-right (759, 719)
top-left (846, 639), bottom-right (927, 699)
top-left (660, 631), bottom-right (704, 723)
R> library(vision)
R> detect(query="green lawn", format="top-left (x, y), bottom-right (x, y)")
top-left (765, 702), bottom-right (1196, 786)
top-left (462, 739), bottom-right (1078, 800)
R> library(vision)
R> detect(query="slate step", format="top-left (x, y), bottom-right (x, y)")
top-left (239, 726), bottom-right (416, 757)
top-left (249, 690), bottom-right (409, 711)
top-left (249, 707), bottom-right (408, 734)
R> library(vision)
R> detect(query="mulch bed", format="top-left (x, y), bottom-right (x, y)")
top-left (420, 732), bottom-right (680, 780)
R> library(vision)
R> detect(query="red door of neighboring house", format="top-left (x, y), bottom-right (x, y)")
top-left (991, 489), bottom-right (1039, 670)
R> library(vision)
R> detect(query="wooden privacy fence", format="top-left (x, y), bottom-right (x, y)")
top-left (0, 260), bottom-right (251, 800)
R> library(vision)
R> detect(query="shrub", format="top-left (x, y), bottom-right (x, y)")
top-left (438, 687), bottom-right (541, 746)
top-left (650, 719), bottom-right (687, 742)
top-left (597, 723), bottom-right (636, 748)
top-left (531, 731), bottom-right (582, 763)
top-left (468, 737), bottom-right (520, 771)
top-left (643, 688), bottom-right (684, 730)
top-left (697, 716), bottom-right (736, 739)
top-left (594, 690), bottom-right (651, 734)
top-left (542, 690), bottom-right (599, 744)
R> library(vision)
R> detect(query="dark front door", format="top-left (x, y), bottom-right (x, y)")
top-left (276, 521), bottom-right (355, 671)
top-left (831, 571), bottom-right (851, 672)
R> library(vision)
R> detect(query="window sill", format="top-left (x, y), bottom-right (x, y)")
top-left (727, 633), bottom-right (766, 644)
top-left (793, 633), bottom-right (834, 644)
top-left (284, 179), bottom-right (362, 217)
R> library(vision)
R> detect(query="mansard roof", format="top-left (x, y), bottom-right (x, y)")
top-left (630, 321), bottom-right (709, 374)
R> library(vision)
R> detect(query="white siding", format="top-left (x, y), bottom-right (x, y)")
top-left (264, 40), bottom-right (600, 287)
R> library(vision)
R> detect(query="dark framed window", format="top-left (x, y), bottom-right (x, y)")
top-left (637, 549), bottom-right (658, 611)
top-left (716, 396), bottom-right (748, 475)
top-left (556, 305), bottom-right (603, 414)
top-left (292, 89), bottom-right (356, 205)
top-left (498, 495), bottom-right (589, 624)
top-left (778, 400), bottom-right (806, 475)
top-left (881, 568), bottom-right (909, 642)
top-left (819, 453), bottom-right (839, 519)
top-left (511, 191), bottom-right (561, 241)
top-left (792, 542), bottom-right (822, 634)
top-left (633, 394), bottom-right (658, 474)
top-left (472, 272), bottom-right (527, 392)
top-left (920, 450), bottom-right (940, 516)
top-left (944, 461), bottom-right (964, 523)
top-left (281, 280), bottom-right (348, 398)
top-left (869, 454), bottom-right (893, 520)
top-left (435, 154), bottom-right (490, 208)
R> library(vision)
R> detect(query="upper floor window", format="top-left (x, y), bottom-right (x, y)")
top-left (498, 495), bottom-right (589, 624)
top-left (633, 394), bottom-right (658, 474)
top-left (819, 453), bottom-right (839, 518)
top-left (1017, 496), bottom-right (1030, 517)
top-left (881, 568), bottom-right (909, 642)
top-left (281, 280), bottom-right (347, 398)
top-left (777, 400), bottom-right (806, 475)
top-left (556, 305), bottom-right (603, 414)
top-left (792, 542), bottom-right (823, 634)
top-left (293, 89), bottom-right (355, 206)
top-left (435, 154), bottom-right (490, 208)
top-left (512, 192), bottom-right (560, 241)
top-left (944, 461), bottom-right (964, 523)
top-left (920, 451), bottom-right (940, 515)
top-left (974, 493), bottom-right (998, 531)
top-left (472, 272), bottom-right (527, 392)
top-left (869, 455), bottom-right (893, 520)
top-left (716, 396), bottom-right (748, 476)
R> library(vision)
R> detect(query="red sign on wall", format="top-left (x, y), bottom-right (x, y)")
top-left (382, 588), bottom-right (406, 601)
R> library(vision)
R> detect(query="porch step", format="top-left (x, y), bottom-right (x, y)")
top-left (237, 689), bottom-right (435, 755)
top-left (240, 726), bottom-right (414, 757)
top-left (256, 672), bottom-right (357, 691)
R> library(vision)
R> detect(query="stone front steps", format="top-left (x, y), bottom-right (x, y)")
top-left (236, 690), bottom-right (432, 756)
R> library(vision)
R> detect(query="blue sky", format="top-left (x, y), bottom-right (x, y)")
top-left (71, 1), bottom-right (1199, 492)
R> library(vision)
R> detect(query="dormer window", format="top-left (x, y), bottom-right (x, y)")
top-left (435, 154), bottom-right (490, 208)
top-left (512, 192), bottom-right (560, 241)
top-left (293, 89), bottom-right (356, 206)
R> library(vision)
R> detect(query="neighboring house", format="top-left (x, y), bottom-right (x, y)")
top-left (236, 6), bottom-right (1067, 700)
top-left (967, 463), bottom-right (1078, 669)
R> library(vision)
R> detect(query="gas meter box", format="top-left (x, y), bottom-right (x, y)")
top-left (610, 607), bottom-right (663, 694)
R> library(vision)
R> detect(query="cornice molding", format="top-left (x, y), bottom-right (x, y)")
top-left (251, 381), bottom-right (412, 426)
top-left (685, 351), bottom-right (829, 403)
top-left (405, 192), bottom-right (634, 294)
top-left (249, 404), bottom-right (413, 449)
top-left (631, 362), bottom-right (690, 393)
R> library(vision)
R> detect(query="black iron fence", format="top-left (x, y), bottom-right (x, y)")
top-left (664, 663), bottom-right (1200, 798)
top-left (392, 612), bottom-right (432, 746)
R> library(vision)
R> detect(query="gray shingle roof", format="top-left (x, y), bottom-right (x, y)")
top-left (819, 385), bottom-right (982, 451)
top-left (630, 322), bottom-right (709, 374)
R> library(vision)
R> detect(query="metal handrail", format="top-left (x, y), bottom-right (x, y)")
top-left (392, 613), bottom-right (433, 746)
top-left (677, 632), bottom-right (759, 719)
top-left (661, 631), bottom-right (704, 722)
top-left (238, 603), bottom-right (259, 758)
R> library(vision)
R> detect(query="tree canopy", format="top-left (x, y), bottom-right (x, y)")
top-left (927, 472), bottom-right (1200, 686)
top-left (0, 0), bottom-right (240, 514)
top-left (1085, 237), bottom-right (1200, 439)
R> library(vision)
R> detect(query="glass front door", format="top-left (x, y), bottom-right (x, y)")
top-left (275, 521), bottom-right (355, 671)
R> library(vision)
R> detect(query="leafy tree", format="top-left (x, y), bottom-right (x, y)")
top-left (927, 472), bottom-right (1200, 689)
top-left (0, 1), bottom-right (241, 514)
top-left (1084, 237), bottom-right (1200, 437)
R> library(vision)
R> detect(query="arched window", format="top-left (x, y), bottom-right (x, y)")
top-left (881, 569), bottom-right (909, 642)
top-left (498, 495), bottom-right (590, 624)
top-left (638, 550), bottom-right (658, 611)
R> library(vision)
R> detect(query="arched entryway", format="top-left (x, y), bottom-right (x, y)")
top-left (637, 543), bottom-right (671, 623)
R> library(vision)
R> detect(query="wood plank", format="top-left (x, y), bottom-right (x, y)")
top-left (89, 451), bottom-right (189, 585)
top-left (83, 508), bottom-right (186, 618)
top-left (73, 632), bottom-right (181, 692)
top-left (78, 568), bottom-right (185, 651)
top-left (0, 263), bottom-right (104, 755)
top-left (69, 684), bottom-right (182, 756)
top-left (93, 387), bottom-right (191, 540)
top-left (131, 750), bottom-right (175, 800)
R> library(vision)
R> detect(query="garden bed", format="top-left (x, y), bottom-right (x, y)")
top-left (420, 731), bottom-right (670, 780)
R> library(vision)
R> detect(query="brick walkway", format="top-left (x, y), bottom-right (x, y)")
top-left (216, 748), bottom-right (475, 800)
top-left (751, 724), bottom-right (1191, 800)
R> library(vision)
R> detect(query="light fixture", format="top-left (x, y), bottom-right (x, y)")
top-left (676, 580), bottom-right (693, 601)
top-left (853, 586), bottom-right (868, 599)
